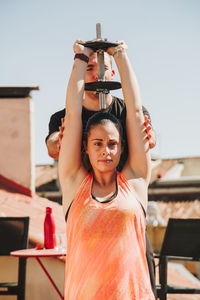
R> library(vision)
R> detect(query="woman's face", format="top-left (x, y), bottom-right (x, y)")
top-left (85, 121), bottom-right (122, 173)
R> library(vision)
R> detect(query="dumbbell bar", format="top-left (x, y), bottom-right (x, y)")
top-left (85, 81), bottom-right (121, 91)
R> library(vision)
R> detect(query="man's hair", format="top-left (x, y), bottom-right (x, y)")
top-left (84, 112), bottom-right (123, 145)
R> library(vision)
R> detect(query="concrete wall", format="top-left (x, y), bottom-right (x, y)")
top-left (182, 158), bottom-right (200, 176)
top-left (0, 97), bottom-right (35, 193)
top-left (0, 256), bottom-right (65, 300)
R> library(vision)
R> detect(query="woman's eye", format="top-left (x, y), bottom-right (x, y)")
top-left (94, 142), bottom-right (101, 146)
top-left (87, 68), bottom-right (93, 71)
top-left (109, 142), bottom-right (117, 147)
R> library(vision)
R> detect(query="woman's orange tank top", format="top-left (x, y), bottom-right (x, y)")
top-left (64, 172), bottom-right (154, 300)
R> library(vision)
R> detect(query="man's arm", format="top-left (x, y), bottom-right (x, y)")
top-left (45, 109), bottom-right (65, 158)
top-left (142, 106), bottom-right (156, 149)
top-left (144, 114), bottom-right (156, 149)
top-left (46, 132), bottom-right (60, 159)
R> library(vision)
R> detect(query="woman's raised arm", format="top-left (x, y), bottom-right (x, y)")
top-left (109, 43), bottom-right (151, 183)
top-left (58, 41), bottom-right (92, 186)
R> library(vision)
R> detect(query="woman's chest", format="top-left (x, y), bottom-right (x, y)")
top-left (68, 189), bottom-right (144, 240)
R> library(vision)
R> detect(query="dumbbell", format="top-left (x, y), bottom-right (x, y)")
top-left (84, 23), bottom-right (121, 109)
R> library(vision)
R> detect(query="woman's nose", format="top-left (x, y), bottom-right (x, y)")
top-left (102, 146), bottom-right (110, 156)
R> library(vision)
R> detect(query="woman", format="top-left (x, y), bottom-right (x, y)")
top-left (59, 40), bottom-right (154, 299)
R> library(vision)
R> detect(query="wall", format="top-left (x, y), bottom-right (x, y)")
top-left (0, 97), bottom-right (34, 194)
top-left (182, 158), bottom-right (200, 176)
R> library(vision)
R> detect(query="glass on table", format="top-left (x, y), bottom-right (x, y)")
top-left (53, 233), bottom-right (67, 253)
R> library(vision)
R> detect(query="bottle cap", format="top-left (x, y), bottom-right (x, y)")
top-left (46, 207), bottom-right (52, 213)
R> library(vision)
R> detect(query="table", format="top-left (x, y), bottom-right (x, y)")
top-left (11, 248), bottom-right (66, 299)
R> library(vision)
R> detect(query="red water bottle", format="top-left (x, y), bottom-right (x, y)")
top-left (44, 207), bottom-right (55, 249)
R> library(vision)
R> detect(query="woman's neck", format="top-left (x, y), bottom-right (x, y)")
top-left (91, 171), bottom-right (117, 200)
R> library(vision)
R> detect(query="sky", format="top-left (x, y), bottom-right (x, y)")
top-left (1, 0), bottom-right (200, 165)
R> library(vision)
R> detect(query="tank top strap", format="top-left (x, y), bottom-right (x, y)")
top-left (65, 173), bottom-right (93, 222)
top-left (74, 173), bottom-right (93, 200)
top-left (117, 172), bottom-right (132, 192)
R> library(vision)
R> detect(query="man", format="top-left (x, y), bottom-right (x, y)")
top-left (46, 52), bottom-right (156, 159)
top-left (46, 50), bottom-right (157, 298)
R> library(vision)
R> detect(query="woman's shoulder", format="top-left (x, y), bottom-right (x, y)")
top-left (121, 165), bottom-right (148, 188)
top-left (120, 167), bottom-right (148, 186)
top-left (62, 169), bottom-right (90, 215)
top-left (65, 169), bottom-right (91, 192)
top-left (77, 172), bottom-right (93, 192)
top-left (120, 169), bottom-right (148, 212)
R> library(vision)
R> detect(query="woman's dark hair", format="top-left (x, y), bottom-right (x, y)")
top-left (84, 112), bottom-right (123, 145)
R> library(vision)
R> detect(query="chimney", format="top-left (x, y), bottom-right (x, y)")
top-left (0, 86), bottom-right (39, 196)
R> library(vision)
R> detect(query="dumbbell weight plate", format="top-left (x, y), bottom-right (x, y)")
top-left (84, 40), bottom-right (119, 51)
top-left (85, 81), bottom-right (121, 91)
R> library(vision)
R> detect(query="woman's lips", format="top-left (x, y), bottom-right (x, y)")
top-left (98, 159), bottom-right (112, 163)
